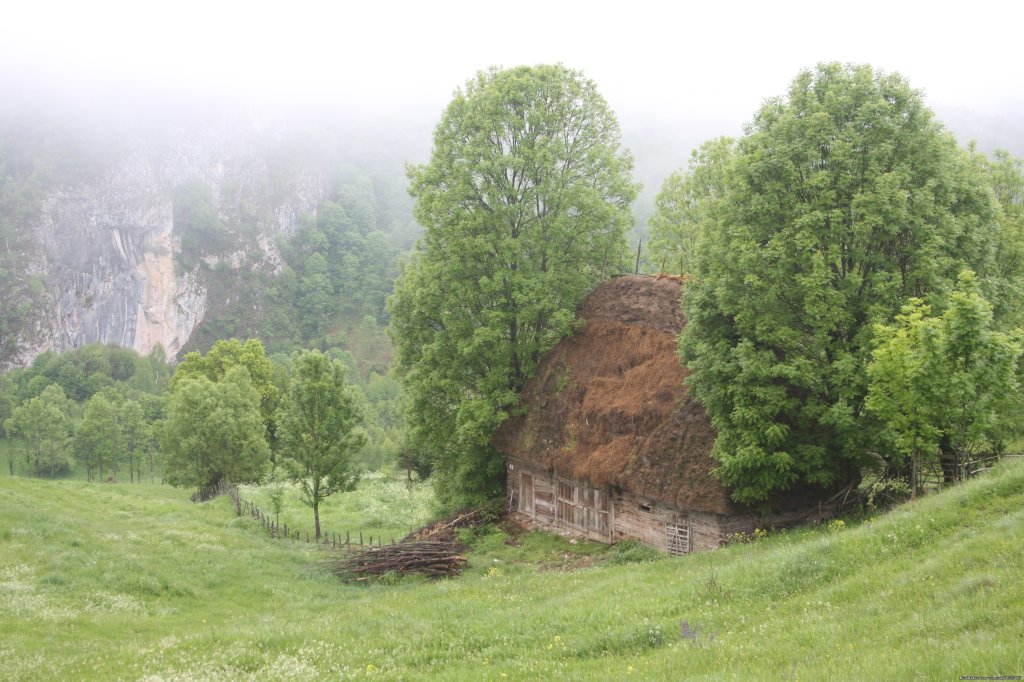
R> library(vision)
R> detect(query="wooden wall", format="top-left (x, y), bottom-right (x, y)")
top-left (507, 458), bottom-right (832, 554)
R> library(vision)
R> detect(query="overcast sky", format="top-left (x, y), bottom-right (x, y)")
top-left (2, 0), bottom-right (1022, 166)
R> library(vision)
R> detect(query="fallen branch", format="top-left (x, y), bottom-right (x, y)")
top-left (404, 507), bottom-right (489, 542)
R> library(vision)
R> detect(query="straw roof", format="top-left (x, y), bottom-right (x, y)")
top-left (493, 275), bottom-right (738, 515)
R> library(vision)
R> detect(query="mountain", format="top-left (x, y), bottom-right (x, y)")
top-left (0, 113), bottom-right (417, 368)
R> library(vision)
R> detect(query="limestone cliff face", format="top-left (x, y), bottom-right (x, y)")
top-left (18, 130), bottom-right (326, 364)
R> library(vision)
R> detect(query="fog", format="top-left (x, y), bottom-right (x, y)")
top-left (3, 0), bottom-right (1023, 189)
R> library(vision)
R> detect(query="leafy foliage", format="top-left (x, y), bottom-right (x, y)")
top-left (390, 64), bottom-right (637, 508)
top-left (648, 137), bottom-right (734, 274)
top-left (973, 148), bottom-right (1024, 326)
top-left (1, 343), bottom-right (168, 480)
top-left (680, 63), bottom-right (1002, 503)
top-left (161, 366), bottom-right (270, 489)
top-left (276, 350), bottom-right (366, 539)
top-left (13, 343), bottom-right (167, 403)
top-left (867, 271), bottom-right (1023, 491)
top-left (3, 383), bottom-right (73, 476)
top-left (173, 338), bottom-right (280, 443)
top-left (73, 391), bottom-right (123, 482)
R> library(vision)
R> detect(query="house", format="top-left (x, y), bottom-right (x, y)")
top-left (493, 275), bottom-right (835, 554)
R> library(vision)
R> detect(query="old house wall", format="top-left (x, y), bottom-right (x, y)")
top-left (610, 490), bottom-right (730, 553)
top-left (508, 458), bottom-right (613, 543)
top-left (508, 457), bottom-right (832, 554)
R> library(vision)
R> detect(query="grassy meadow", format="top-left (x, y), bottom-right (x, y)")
top-left (1, 460), bottom-right (1023, 680)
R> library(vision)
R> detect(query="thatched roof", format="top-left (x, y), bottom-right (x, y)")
top-left (493, 275), bottom-right (738, 515)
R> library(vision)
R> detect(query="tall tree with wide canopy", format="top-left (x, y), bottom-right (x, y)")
top-left (173, 338), bottom-right (280, 451)
top-left (680, 63), bottom-right (1000, 503)
top-left (277, 350), bottom-right (365, 540)
top-left (161, 366), bottom-right (270, 490)
top-left (389, 64), bottom-right (637, 508)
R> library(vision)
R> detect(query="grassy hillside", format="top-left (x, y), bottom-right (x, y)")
top-left (2, 460), bottom-right (1023, 680)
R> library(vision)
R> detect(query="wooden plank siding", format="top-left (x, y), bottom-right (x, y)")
top-left (507, 457), bottom-right (830, 554)
top-left (508, 458), bottom-right (613, 542)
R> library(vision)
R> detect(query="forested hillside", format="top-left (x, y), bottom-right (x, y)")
top-left (0, 109), bottom-right (420, 370)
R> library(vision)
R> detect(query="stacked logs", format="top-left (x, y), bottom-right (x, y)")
top-left (323, 540), bottom-right (467, 581)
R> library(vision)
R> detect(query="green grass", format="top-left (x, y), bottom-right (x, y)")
top-left (2, 459), bottom-right (1024, 680)
top-left (238, 470), bottom-right (435, 545)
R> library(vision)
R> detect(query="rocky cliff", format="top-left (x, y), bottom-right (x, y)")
top-left (5, 125), bottom-right (327, 367)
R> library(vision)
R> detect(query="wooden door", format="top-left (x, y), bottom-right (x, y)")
top-left (520, 472), bottom-right (534, 515)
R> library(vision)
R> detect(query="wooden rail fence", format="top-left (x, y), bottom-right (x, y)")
top-left (192, 479), bottom-right (398, 551)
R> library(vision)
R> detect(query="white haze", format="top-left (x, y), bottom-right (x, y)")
top-left (2, 0), bottom-right (1023, 179)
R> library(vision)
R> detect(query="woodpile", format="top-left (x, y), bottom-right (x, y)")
top-left (323, 540), bottom-right (467, 581)
top-left (403, 508), bottom-right (488, 542)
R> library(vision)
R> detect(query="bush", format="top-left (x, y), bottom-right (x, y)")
top-left (606, 541), bottom-right (663, 565)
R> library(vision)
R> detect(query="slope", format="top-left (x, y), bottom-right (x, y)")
top-left (1, 459), bottom-right (1022, 680)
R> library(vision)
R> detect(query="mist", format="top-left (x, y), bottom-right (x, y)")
top-left (2, 0), bottom-right (1023, 203)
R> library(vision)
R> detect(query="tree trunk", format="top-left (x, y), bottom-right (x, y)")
top-left (313, 502), bottom-right (322, 541)
top-left (939, 436), bottom-right (958, 484)
top-left (911, 455), bottom-right (919, 500)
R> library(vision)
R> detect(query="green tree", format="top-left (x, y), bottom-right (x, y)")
top-left (648, 136), bottom-right (734, 274)
top-left (121, 400), bottom-right (146, 483)
top-left (0, 374), bottom-right (14, 476)
top-left (5, 384), bottom-right (73, 476)
top-left (974, 149), bottom-right (1024, 326)
top-left (173, 338), bottom-right (280, 444)
top-left (277, 350), bottom-right (365, 540)
top-left (680, 63), bottom-right (1000, 503)
top-left (74, 392), bottom-right (123, 481)
top-left (161, 366), bottom-right (270, 489)
top-left (389, 64), bottom-right (637, 508)
top-left (0, 373), bottom-right (14, 437)
top-left (298, 252), bottom-right (335, 338)
top-left (867, 272), bottom-right (1022, 495)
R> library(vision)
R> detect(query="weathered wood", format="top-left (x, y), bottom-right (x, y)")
top-left (323, 540), bottom-right (468, 580)
top-left (511, 457), bottom-right (833, 553)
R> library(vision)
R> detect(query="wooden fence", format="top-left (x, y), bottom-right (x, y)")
top-left (192, 480), bottom-right (398, 551)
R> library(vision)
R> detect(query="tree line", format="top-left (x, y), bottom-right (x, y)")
top-left (0, 339), bottom-right (376, 540)
top-left (388, 62), bottom-right (1024, 510)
